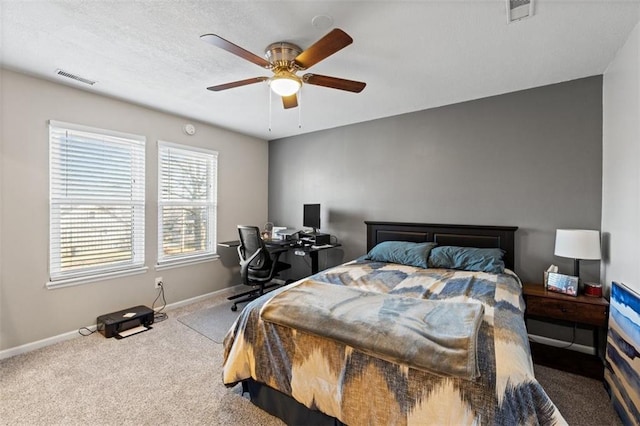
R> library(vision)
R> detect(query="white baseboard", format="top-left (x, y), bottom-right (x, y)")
top-left (0, 328), bottom-right (91, 361)
top-left (528, 333), bottom-right (596, 356)
top-left (0, 285), bottom-right (242, 361)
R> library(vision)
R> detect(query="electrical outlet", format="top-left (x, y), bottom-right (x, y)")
top-left (155, 277), bottom-right (163, 289)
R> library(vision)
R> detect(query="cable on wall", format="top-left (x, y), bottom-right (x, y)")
top-left (152, 281), bottom-right (168, 322)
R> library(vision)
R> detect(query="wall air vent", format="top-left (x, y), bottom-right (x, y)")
top-left (507, 0), bottom-right (534, 23)
top-left (55, 69), bottom-right (96, 86)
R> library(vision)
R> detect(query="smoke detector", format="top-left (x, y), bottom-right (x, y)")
top-left (507, 0), bottom-right (534, 23)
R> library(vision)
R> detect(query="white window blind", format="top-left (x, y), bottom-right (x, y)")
top-left (158, 141), bottom-right (217, 264)
top-left (49, 121), bottom-right (146, 285)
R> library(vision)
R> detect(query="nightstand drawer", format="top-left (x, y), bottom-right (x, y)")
top-left (526, 296), bottom-right (608, 327)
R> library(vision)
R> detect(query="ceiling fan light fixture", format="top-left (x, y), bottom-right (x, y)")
top-left (269, 71), bottom-right (302, 96)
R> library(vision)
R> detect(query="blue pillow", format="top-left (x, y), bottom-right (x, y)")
top-left (365, 241), bottom-right (437, 269)
top-left (428, 246), bottom-right (505, 274)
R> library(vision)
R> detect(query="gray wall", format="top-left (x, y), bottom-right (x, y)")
top-left (269, 76), bottom-right (603, 285)
top-left (0, 69), bottom-right (269, 351)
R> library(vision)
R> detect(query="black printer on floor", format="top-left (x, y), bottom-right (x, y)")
top-left (97, 305), bottom-right (154, 338)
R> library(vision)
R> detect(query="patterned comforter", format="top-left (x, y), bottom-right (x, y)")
top-left (223, 259), bottom-right (567, 425)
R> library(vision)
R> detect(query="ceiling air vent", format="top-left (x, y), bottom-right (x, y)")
top-left (55, 69), bottom-right (96, 86)
top-left (507, 0), bottom-right (534, 23)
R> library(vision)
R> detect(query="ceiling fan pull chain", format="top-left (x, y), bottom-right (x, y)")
top-left (298, 89), bottom-right (302, 129)
top-left (268, 88), bottom-right (272, 132)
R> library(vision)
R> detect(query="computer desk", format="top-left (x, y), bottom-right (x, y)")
top-left (218, 239), bottom-right (341, 275)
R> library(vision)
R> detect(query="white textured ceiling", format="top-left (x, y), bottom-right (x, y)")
top-left (2, 1), bottom-right (639, 140)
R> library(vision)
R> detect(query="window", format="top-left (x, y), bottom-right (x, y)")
top-left (49, 121), bottom-right (146, 287)
top-left (158, 141), bottom-right (217, 265)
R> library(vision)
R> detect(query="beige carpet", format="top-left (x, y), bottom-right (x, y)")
top-left (534, 364), bottom-right (622, 426)
top-left (0, 292), bottom-right (284, 426)
top-left (0, 290), bottom-right (621, 425)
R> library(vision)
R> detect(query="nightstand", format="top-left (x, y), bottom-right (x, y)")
top-left (522, 282), bottom-right (609, 380)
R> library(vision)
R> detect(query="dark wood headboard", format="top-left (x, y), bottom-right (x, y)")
top-left (365, 221), bottom-right (518, 271)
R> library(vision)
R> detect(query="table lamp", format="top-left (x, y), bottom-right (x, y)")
top-left (554, 229), bottom-right (601, 280)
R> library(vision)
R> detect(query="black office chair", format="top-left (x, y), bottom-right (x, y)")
top-left (228, 225), bottom-right (291, 311)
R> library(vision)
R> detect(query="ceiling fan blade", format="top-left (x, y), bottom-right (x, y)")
top-left (200, 34), bottom-right (271, 68)
top-left (207, 77), bottom-right (268, 91)
top-left (282, 94), bottom-right (298, 109)
top-left (303, 74), bottom-right (366, 93)
top-left (294, 28), bottom-right (353, 70)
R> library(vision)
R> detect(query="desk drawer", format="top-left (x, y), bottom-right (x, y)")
top-left (526, 296), bottom-right (608, 327)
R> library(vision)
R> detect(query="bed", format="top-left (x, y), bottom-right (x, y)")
top-left (222, 221), bottom-right (566, 425)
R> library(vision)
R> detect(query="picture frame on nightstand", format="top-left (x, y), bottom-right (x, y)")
top-left (546, 272), bottom-right (579, 296)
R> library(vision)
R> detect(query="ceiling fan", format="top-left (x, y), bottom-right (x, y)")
top-left (200, 28), bottom-right (366, 109)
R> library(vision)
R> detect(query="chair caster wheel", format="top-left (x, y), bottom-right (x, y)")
top-left (231, 304), bottom-right (238, 312)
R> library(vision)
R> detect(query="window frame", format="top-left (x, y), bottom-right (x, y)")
top-left (156, 140), bottom-right (218, 267)
top-left (48, 120), bottom-right (147, 289)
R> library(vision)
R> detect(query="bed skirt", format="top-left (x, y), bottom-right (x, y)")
top-left (242, 379), bottom-right (345, 426)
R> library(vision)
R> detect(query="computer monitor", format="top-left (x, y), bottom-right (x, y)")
top-left (303, 204), bottom-right (321, 234)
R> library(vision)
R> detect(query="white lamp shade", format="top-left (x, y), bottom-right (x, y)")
top-left (554, 229), bottom-right (601, 260)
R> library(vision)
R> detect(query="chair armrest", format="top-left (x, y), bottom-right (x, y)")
top-left (238, 246), bottom-right (264, 286)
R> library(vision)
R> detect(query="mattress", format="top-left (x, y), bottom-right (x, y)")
top-left (223, 259), bottom-right (566, 425)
